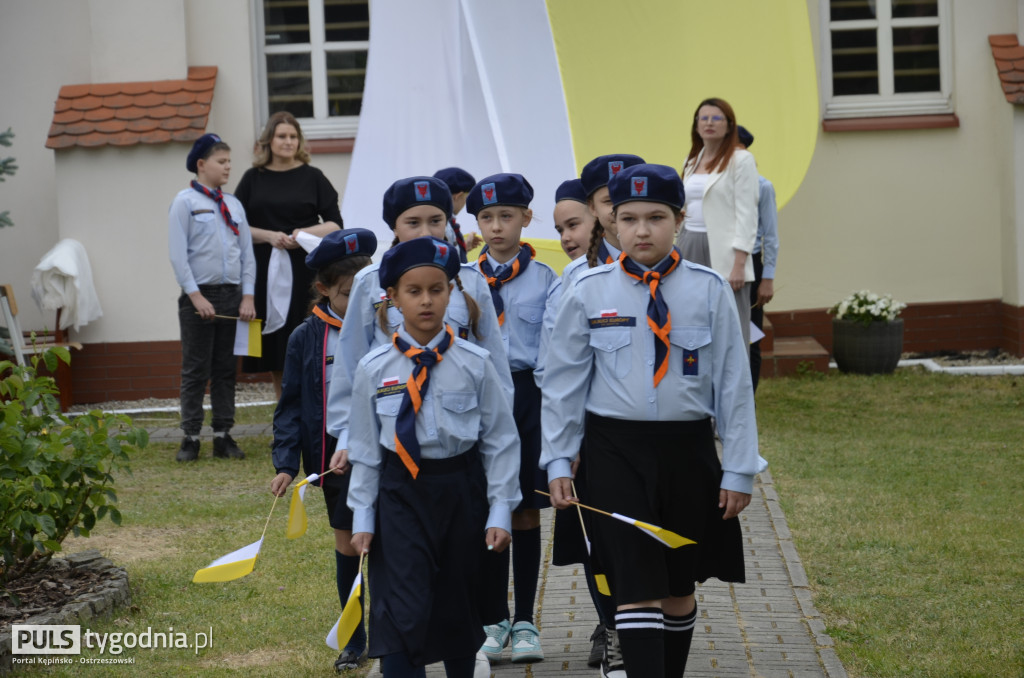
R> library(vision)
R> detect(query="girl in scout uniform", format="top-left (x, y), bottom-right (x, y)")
top-left (324, 176), bottom-right (513, 470)
top-left (541, 164), bottom-right (767, 678)
top-left (343, 237), bottom-right (521, 678)
top-left (466, 174), bottom-right (557, 664)
top-left (269, 228), bottom-right (376, 673)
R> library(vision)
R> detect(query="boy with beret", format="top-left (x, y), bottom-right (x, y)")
top-left (168, 133), bottom-right (256, 462)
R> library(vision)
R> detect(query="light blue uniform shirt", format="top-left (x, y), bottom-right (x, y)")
top-left (326, 261), bottom-right (514, 449)
top-left (469, 250), bottom-right (558, 374)
top-left (346, 325), bottom-right (522, 535)
top-left (167, 186), bottom-right (256, 295)
top-left (540, 257), bottom-right (767, 495)
top-left (753, 176), bottom-right (779, 280)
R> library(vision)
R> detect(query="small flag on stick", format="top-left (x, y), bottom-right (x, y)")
top-left (234, 319), bottom-right (262, 357)
top-left (572, 481), bottom-right (611, 596)
top-left (192, 538), bottom-right (264, 583)
top-left (536, 490), bottom-right (695, 549)
top-left (286, 473), bottom-right (320, 540)
top-left (326, 553), bottom-right (364, 651)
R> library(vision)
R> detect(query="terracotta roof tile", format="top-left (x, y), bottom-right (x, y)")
top-left (46, 67), bottom-right (217, 149)
top-left (990, 36), bottom-right (1024, 105)
top-left (990, 34), bottom-right (1019, 48)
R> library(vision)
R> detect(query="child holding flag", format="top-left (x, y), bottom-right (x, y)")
top-left (168, 133), bottom-right (256, 462)
top-left (341, 236), bottom-right (521, 678)
top-left (269, 228), bottom-right (376, 673)
top-left (541, 164), bottom-right (767, 678)
top-left (466, 173), bottom-right (556, 664)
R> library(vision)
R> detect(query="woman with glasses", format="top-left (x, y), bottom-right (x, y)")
top-left (676, 97), bottom-right (759, 351)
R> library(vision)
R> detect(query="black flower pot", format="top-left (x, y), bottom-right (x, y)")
top-left (831, 318), bottom-right (904, 375)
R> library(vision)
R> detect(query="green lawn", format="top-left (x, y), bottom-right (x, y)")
top-left (756, 368), bottom-right (1024, 678)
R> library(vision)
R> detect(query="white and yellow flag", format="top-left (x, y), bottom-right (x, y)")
top-left (234, 319), bottom-right (262, 358)
top-left (326, 571), bottom-right (363, 651)
top-left (286, 473), bottom-right (320, 540)
top-left (192, 538), bottom-right (264, 583)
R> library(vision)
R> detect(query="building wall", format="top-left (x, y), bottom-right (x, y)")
top-left (775, 0), bottom-right (1018, 314)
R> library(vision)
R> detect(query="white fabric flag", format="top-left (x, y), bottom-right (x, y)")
top-left (264, 248), bottom-right (292, 334)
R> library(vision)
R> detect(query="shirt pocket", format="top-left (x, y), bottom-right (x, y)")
top-left (589, 327), bottom-right (632, 380)
top-left (670, 325), bottom-right (712, 377)
top-left (375, 395), bottom-right (402, 447)
top-left (446, 299), bottom-right (471, 336)
top-left (516, 303), bottom-right (544, 348)
top-left (193, 211), bottom-right (216, 227)
top-left (439, 390), bottom-right (480, 440)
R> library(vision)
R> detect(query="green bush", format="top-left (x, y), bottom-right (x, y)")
top-left (0, 347), bottom-right (147, 592)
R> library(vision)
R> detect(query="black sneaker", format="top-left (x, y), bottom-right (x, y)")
top-left (601, 627), bottom-right (625, 678)
top-left (176, 437), bottom-right (200, 462)
top-left (334, 648), bottom-right (366, 673)
top-left (588, 623), bottom-right (606, 667)
top-left (212, 434), bottom-right (245, 459)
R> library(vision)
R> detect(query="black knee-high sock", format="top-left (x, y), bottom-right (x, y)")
top-left (664, 607), bottom-right (696, 678)
top-left (481, 546), bottom-right (510, 624)
top-left (337, 551), bottom-right (366, 652)
top-left (615, 607), bottom-right (664, 676)
top-left (380, 652), bottom-right (418, 678)
top-left (511, 526), bottom-right (541, 623)
top-left (441, 655), bottom-right (477, 678)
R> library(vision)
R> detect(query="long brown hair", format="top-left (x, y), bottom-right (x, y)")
top-left (684, 97), bottom-right (740, 175)
top-left (309, 256), bottom-right (372, 313)
top-left (253, 111), bottom-right (312, 168)
top-left (585, 218), bottom-right (606, 269)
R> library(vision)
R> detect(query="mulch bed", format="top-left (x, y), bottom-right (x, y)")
top-left (0, 559), bottom-right (105, 633)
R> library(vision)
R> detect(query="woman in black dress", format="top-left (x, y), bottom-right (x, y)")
top-left (235, 112), bottom-right (342, 397)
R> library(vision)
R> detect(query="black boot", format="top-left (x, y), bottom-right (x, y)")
top-left (176, 436), bottom-right (200, 462)
top-left (213, 433), bottom-right (245, 459)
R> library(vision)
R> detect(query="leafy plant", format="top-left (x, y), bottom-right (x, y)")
top-left (0, 127), bottom-right (16, 228)
top-left (0, 347), bottom-right (147, 589)
top-left (828, 289), bottom-right (906, 325)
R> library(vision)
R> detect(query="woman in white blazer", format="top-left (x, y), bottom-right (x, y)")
top-left (675, 97), bottom-right (759, 351)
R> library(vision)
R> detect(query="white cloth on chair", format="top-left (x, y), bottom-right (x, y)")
top-left (30, 238), bottom-right (103, 331)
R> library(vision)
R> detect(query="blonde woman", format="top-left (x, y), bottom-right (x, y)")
top-left (676, 97), bottom-right (759, 350)
top-left (235, 111), bottom-right (342, 396)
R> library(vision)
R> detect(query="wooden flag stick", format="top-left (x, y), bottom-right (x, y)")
top-left (535, 489), bottom-right (613, 518)
top-left (259, 491), bottom-right (281, 543)
top-left (570, 481), bottom-right (592, 541)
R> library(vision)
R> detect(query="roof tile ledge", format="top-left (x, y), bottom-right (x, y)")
top-left (990, 35), bottom-right (1024, 105)
top-left (46, 67), bottom-right (217, 150)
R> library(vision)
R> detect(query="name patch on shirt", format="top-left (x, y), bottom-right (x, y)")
top-left (372, 296), bottom-right (395, 312)
top-left (683, 349), bottom-right (699, 376)
top-left (588, 315), bottom-right (637, 329)
top-left (190, 209), bottom-right (215, 215)
top-left (376, 381), bottom-right (407, 398)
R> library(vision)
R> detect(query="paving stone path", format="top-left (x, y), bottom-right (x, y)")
top-left (149, 424), bottom-right (847, 677)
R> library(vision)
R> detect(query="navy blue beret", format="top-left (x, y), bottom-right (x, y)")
top-left (433, 167), bottom-right (477, 194)
top-left (186, 133), bottom-right (225, 173)
top-left (379, 236), bottom-right (462, 290)
top-left (305, 228), bottom-right (378, 270)
top-left (580, 154), bottom-right (645, 197)
top-left (737, 125), bottom-right (754, 149)
top-left (608, 164), bottom-right (686, 211)
top-left (555, 179), bottom-right (587, 204)
top-left (466, 173), bottom-right (534, 216)
top-left (382, 176), bottom-right (453, 229)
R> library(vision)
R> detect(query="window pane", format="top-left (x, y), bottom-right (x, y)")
top-left (266, 53), bottom-right (313, 118)
top-left (893, 26), bottom-right (940, 92)
top-left (832, 29), bottom-right (879, 95)
top-left (326, 51), bottom-right (367, 116)
top-left (892, 0), bottom-right (938, 19)
top-left (324, 0), bottom-right (369, 42)
top-left (830, 0), bottom-right (876, 22)
top-left (264, 0), bottom-right (309, 46)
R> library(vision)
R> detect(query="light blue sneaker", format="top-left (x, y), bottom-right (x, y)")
top-left (509, 621), bottom-right (544, 663)
top-left (479, 619), bottom-right (512, 660)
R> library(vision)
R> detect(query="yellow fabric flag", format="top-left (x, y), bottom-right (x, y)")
top-left (286, 474), bottom-right (320, 540)
top-left (192, 538), bottom-right (263, 583)
top-left (611, 513), bottom-right (696, 549)
top-left (326, 572), bottom-right (363, 651)
top-left (234, 319), bottom-right (262, 358)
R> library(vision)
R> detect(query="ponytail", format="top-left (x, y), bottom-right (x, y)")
top-left (390, 234), bottom-right (400, 248)
top-left (453, 275), bottom-right (482, 339)
top-left (585, 218), bottom-right (606, 269)
top-left (377, 295), bottom-right (391, 335)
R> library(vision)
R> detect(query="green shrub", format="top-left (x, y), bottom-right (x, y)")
top-left (0, 347), bottom-right (147, 592)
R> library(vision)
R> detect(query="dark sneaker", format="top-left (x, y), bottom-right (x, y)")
top-left (334, 648), bottom-right (366, 672)
top-left (588, 623), bottom-right (606, 667)
top-left (212, 434), bottom-right (245, 459)
top-left (176, 437), bottom-right (200, 462)
top-left (601, 627), bottom-right (625, 678)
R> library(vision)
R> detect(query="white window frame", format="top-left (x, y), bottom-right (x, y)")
top-left (820, 0), bottom-right (953, 119)
top-left (251, 0), bottom-right (367, 140)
